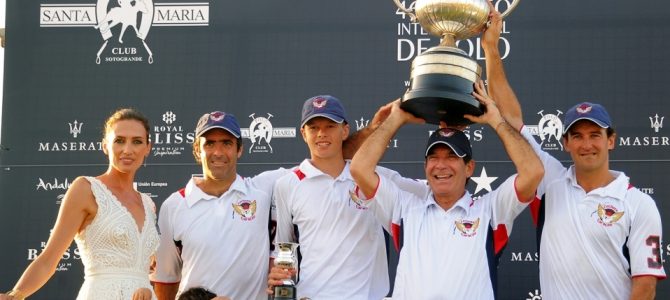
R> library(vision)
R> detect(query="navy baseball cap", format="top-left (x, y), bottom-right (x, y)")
top-left (300, 95), bottom-right (348, 127)
top-left (563, 102), bottom-right (612, 134)
top-left (425, 128), bottom-right (472, 158)
top-left (195, 111), bottom-right (241, 138)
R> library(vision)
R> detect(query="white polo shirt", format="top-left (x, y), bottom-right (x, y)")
top-left (520, 127), bottom-right (666, 299)
top-left (365, 172), bottom-right (525, 299)
top-left (150, 169), bottom-right (288, 300)
top-left (273, 159), bottom-right (426, 300)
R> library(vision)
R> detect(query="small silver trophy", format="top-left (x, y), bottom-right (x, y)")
top-left (393, 0), bottom-right (520, 125)
top-left (273, 242), bottom-right (300, 300)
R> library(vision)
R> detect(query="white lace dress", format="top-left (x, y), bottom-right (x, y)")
top-left (73, 177), bottom-right (159, 300)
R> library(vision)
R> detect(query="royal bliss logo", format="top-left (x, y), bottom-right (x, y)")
top-left (428, 126), bottom-right (484, 143)
top-left (152, 111), bottom-right (194, 157)
top-left (527, 110), bottom-right (563, 151)
top-left (38, 121), bottom-right (102, 152)
top-left (28, 240), bottom-right (81, 272)
top-left (618, 114), bottom-right (668, 147)
top-left (240, 113), bottom-right (296, 154)
top-left (40, 1), bottom-right (210, 64)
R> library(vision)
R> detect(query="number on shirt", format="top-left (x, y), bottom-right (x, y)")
top-left (646, 235), bottom-right (662, 269)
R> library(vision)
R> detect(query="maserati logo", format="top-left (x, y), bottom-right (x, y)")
top-left (650, 114), bottom-right (664, 133)
top-left (618, 114), bottom-right (669, 147)
top-left (68, 120), bottom-right (84, 138)
top-left (38, 121), bottom-right (102, 152)
top-left (355, 117), bottom-right (370, 131)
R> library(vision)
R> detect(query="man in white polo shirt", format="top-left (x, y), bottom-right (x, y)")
top-left (482, 10), bottom-right (666, 299)
top-left (150, 111), bottom-right (288, 300)
top-left (268, 95), bottom-right (428, 299)
top-left (151, 106), bottom-right (401, 300)
top-left (348, 80), bottom-right (543, 299)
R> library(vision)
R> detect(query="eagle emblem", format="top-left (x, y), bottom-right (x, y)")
top-left (455, 218), bottom-right (480, 237)
top-left (596, 203), bottom-right (624, 226)
top-left (232, 200), bottom-right (257, 221)
top-left (312, 97), bottom-right (328, 108)
top-left (576, 104), bottom-right (593, 114)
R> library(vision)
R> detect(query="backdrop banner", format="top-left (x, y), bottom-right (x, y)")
top-left (1, 0), bottom-right (668, 299)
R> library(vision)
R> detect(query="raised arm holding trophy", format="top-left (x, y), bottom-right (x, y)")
top-left (393, 0), bottom-right (519, 125)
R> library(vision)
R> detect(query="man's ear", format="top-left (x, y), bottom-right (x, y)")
top-left (342, 123), bottom-right (350, 140)
top-left (465, 159), bottom-right (475, 177)
top-left (300, 127), bottom-right (308, 144)
top-left (607, 132), bottom-right (616, 150)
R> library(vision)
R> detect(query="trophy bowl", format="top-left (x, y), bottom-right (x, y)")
top-left (393, 0), bottom-right (519, 125)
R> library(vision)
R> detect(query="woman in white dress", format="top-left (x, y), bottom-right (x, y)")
top-left (1, 108), bottom-right (159, 300)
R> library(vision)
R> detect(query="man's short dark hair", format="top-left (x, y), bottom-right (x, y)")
top-left (177, 287), bottom-right (217, 300)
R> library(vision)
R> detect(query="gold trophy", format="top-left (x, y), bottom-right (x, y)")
top-left (393, 0), bottom-right (520, 125)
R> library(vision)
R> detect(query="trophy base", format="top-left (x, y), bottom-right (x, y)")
top-left (272, 285), bottom-right (297, 300)
top-left (401, 73), bottom-right (483, 126)
top-left (400, 46), bottom-right (484, 126)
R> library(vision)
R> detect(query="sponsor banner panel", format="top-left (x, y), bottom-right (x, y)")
top-left (2, 0), bottom-right (670, 298)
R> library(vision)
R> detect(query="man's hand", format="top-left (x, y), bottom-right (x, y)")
top-left (131, 287), bottom-right (153, 300)
top-left (266, 265), bottom-right (297, 295)
top-left (481, 1), bottom-right (503, 52)
top-left (369, 100), bottom-right (395, 131)
top-left (464, 80), bottom-right (505, 128)
top-left (388, 99), bottom-right (425, 126)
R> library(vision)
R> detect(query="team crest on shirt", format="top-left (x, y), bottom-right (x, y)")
top-left (348, 189), bottom-right (369, 210)
top-left (232, 200), bottom-right (257, 221)
top-left (594, 203), bottom-right (624, 226)
top-left (455, 218), bottom-right (480, 237)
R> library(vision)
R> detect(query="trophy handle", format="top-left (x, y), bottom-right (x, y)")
top-left (392, 0), bottom-right (417, 22)
top-left (497, 0), bottom-right (521, 19)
